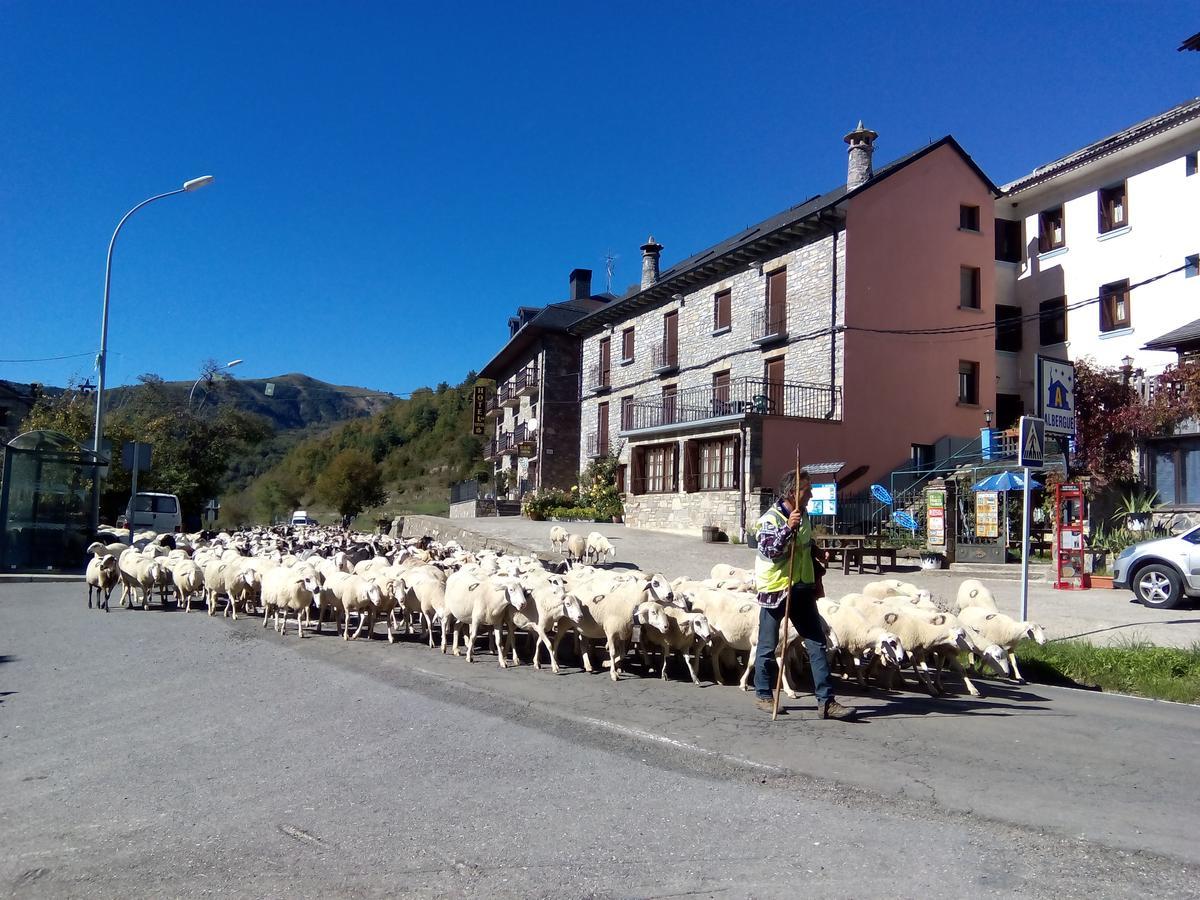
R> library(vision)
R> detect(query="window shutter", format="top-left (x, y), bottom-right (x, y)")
top-left (631, 448), bottom-right (645, 494)
top-left (732, 436), bottom-right (741, 488)
top-left (670, 444), bottom-right (680, 492)
top-left (684, 440), bottom-right (700, 492)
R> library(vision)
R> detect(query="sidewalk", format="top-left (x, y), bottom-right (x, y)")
top-left (404, 515), bottom-right (1200, 649)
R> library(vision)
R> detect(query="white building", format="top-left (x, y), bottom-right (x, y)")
top-left (994, 97), bottom-right (1200, 428)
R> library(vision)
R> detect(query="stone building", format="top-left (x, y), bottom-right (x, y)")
top-left (478, 269), bottom-right (612, 500)
top-left (569, 125), bottom-right (999, 536)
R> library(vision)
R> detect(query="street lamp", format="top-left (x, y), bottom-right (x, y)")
top-left (1121, 354), bottom-right (1134, 386)
top-left (91, 176), bottom-right (215, 528)
top-left (189, 358), bottom-right (244, 409)
top-left (984, 408), bottom-right (993, 428)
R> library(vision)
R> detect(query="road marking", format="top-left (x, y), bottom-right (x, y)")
top-left (575, 715), bottom-right (786, 775)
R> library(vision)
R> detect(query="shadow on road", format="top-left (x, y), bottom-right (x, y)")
top-left (0, 654), bottom-right (15, 666)
top-left (1057, 617), bottom-right (1200, 642)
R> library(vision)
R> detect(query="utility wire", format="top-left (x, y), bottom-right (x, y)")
top-left (0, 351), bottom-right (96, 363)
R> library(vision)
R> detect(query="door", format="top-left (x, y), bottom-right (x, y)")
top-left (597, 402), bottom-right (609, 456)
top-left (764, 358), bottom-right (784, 414)
top-left (663, 311), bottom-right (678, 367)
top-left (766, 268), bottom-right (787, 334)
top-left (598, 337), bottom-right (611, 387)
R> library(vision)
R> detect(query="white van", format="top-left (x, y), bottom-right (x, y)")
top-left (291, 509), bottom-right (318, 526)
top-left (126, 492), bottom-right (183, 534)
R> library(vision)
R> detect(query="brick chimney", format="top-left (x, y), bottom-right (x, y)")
top-left (640, 235), bottom-right (663, 290)
top-left (569, 268), bottom-right (592, 301)
top-left (844, 121), bottom-right (878, 190)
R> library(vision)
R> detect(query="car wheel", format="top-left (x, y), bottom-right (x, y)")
top-left (1133, 563), bottom-right (1184, 610)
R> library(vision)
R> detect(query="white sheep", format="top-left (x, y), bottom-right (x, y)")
top-left (957, 607), bottom-right (1046, 683)
top-left (442, 570), bottom-right (523, 666)
top-left (560, 578), bottom-right (670, 681)
top-left (169, 559), bottom-right (205, 612)
top-left (956, 579), bottom-right (999, 612)
top-left (261, 566), bottom-right (320, 638)
top-left (817, 600), bottom-right (905, 687)
top-left (510, 575), bottom-right (585, 672)
top-left (639, 605), bottom-right (713, 684)
top-left (549, 525), bottom-right (568, 553)
top-left (86, 555), bottom-right (119, 611)
top-left (585, 531), bottom-right (615, 564)
top-left (686, 588), bottom-right (761, 689)
top-left (565, 533), bottom-right (588, 565)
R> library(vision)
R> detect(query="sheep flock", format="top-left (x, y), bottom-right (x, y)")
top-left (82, 524), bottom-right (1047, 702)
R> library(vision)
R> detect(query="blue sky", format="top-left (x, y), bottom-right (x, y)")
top-left (2, 1), bottom-right (1197, 396)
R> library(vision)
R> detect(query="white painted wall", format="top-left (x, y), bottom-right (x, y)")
top-left (996, 121), bottom-right (1200, 410)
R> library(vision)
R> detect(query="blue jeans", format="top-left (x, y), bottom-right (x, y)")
top-left (754, 585), bottom-right (834, 703)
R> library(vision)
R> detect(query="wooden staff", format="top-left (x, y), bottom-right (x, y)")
top-left (772, 446), bottom-right (802, 721)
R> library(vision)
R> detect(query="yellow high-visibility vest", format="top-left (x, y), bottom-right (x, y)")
top-left (754, 504), bottom-right (814, 592)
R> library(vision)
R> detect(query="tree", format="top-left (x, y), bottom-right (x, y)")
top-left (1072, 360), bottom-right (1141, 487)
top-left (316, 448), bottom-right (387, 524)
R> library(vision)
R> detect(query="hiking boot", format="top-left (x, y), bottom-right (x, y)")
top-left (820, 698), bottom-right (857, 720)
top-left (754, 697), bottom-right (778, 714)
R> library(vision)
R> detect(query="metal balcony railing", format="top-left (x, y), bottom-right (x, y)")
top-left (751, 307), bottom-right (787, 343)
top-left (588, 362), bottom-right (612, 393)
top-left (514, 366), bottom-right (539, 397)
top-left (587, 431), bottom-right (610, 458)
top-left (651, 342), bottom-right (678, 372)
top-left (620, 376), bottom-right (841, 432)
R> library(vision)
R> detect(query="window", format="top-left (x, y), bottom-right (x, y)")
top-left (1098, 182), bottom-right (1127, 233)
top-left (1151, 443), bottom-right (1200, 506)
top-left (712, 370), bottom-right (730, 415)
top-left (960, 266), bottom-right (981, 309)
top-left (598, 337), bottom-right (611, 386)
top-left (696, 437), bottom-right (738, 490)
top-left (911, 443), bottom-right (936, 472)
top-left (662, 384), bottom-right (677, 425)
top-left (958, 360), bottom-right (979, 405)
top-left (995, 219), bottom-right (1023, 263)
top-left (959, 204), bottom-right (980, 231)
top-left (995, 305), bottom-right (1022, 352)
top-left (1039, 297), bottom-right (1067, 345)
top-left (635, 443), bottom-right (677, 494)
top-left (1100, 279), bottom-right (1131, 332)
top-left (596, 402), bottom-right (609, 456)
top-left (621, 327), bottom-right (634, 362)
top-left (1187, 152), bottom-right (1198, 176)
top-left (1039, 206), bottom-right (1065, 253)
top-left (620, 395), bottom-right (633, 430)
top-left (1187, 254), bottom-right (1199, 278)
top-left (714, 289), bottom-right (731, 331)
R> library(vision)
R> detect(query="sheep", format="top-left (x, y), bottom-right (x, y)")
top-left (817, 600), bottom-right (905, 687)
top-left (202, 558), bottom-right (229, 616)
top-left (585, 531), bottom-right (615, 564)
top-left (392, 566), bottom-right (448, 647)
top-left (957, 607), bottom-right (1046, 683)
top-left (509, 575), bottom-right (585, 672)
top-left (860, 607), bottom-right (972, 696)
top-left (169, 559), bottom-right (205, 612)
top-left (261, 567), bottom-right (320, 638)
top-left (638, 605), bottom-right (713, 684)
top-left (442, 570), bottom-right (523, 666)
top-left (549, 525), bottom-right (568, 553)
top-left (123, 556), bottom-right (166, 610)
top-left (565, 533), bottom-right (588, 565)
top-left (86, 555), bottom-right (119, 611)
top-left (687, 588), bottom-right (761, 689)
top-left (956, 579), bottom-right (999, 613)
top-left (323, 572), bottom-right (385, 641)
top-left (710, 563), bottom-right (753, 583)
top-left (559, 579), bottom-right (670, 681)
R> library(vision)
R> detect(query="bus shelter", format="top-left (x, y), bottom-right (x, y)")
top-left (0, 430), bottom-right (106, 573)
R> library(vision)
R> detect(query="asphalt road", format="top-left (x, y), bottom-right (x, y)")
top-left (3, 584), bottom-right (1199, 899)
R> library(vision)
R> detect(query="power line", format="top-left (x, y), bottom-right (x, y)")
top-left (0, 351), bottom-right (96, 363)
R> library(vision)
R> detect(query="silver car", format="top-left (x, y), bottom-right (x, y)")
top-left (1112, 526), bottom-right (1200, 609)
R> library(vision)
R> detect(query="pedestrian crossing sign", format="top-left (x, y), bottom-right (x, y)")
top-left (1018, 416), bottom-right (1045, 469)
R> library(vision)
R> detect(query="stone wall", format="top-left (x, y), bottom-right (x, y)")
top-left (578, 231), bottom-right (845, 477)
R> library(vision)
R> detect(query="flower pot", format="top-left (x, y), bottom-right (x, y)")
top-left (1090, 574), bottom-right (1115, 589)
top-left (701, 525), bottom-right (718, 543)
top-left (611, 515), bottom-right (623, 524)
top-left (919, 552), bottom-right (945, 571)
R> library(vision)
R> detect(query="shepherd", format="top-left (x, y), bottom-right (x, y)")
top-left (752, 459), bottom-right (857, 720)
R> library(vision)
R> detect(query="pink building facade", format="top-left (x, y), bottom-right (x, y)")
top-left (571, 130), bottom-right (998, 536)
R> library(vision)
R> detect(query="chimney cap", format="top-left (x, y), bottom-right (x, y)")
top-left (844, 121), bottom-right (878, 144)
top-left (640, 235), bottom-right (663, 253)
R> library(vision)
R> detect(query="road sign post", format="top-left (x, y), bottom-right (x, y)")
top-left (1017, 417), bottom-right (1046, 620)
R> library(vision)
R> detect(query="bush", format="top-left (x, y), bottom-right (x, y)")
top-left (547, 506), bottom-right (599, 521)
top-left (523, 487), bottom-right (575, 520)
top-left (579, 455), bottom-right (623, 520)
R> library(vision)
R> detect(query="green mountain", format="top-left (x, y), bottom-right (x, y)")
top-left (227, 374), bottom-right (484, 523)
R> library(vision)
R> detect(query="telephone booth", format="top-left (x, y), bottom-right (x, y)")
top-left (1054, 482), bottom-right (1090, 590)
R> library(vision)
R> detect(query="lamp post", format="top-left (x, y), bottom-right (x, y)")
top-left (91, 176), bottom-right (215, 529)
top-left (1121, 354), bottom-right (1134, 387)
top-left (189, 358), bottom-right (243, 409)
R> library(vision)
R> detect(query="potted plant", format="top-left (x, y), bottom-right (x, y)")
top-left (918, 550), bottom-right (946, 570)
top-left (745, 523), bottom-right (760, 550)
top-left (1112, 488), bottom-right (1159, 533)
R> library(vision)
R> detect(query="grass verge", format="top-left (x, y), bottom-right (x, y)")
top-left (1016, 638), bottom-right (1200, 704)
